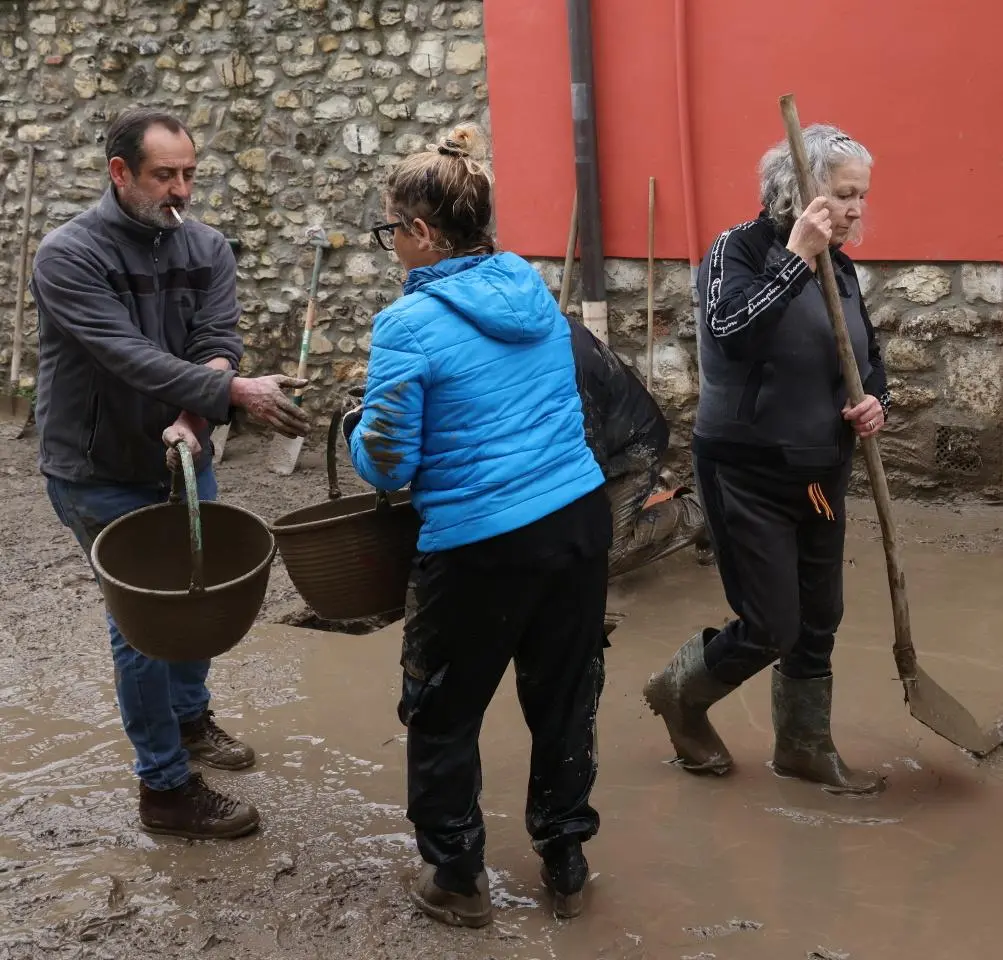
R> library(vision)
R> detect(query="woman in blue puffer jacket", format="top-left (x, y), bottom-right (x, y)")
top-left (344, 125), bottom-right (611, 927)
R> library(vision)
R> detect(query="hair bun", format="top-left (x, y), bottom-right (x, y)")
top-left (433, 124), bottom-right (488, 162)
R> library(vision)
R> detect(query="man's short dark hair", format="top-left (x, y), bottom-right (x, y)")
top-left (105, 108), bottom-right (195, 175)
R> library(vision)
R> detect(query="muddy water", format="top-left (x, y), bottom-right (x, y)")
top-left (5, 430), bottom-right (1003, 957)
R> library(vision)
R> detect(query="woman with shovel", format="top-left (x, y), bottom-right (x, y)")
top-left (644, 124), bottom-right (889, 794)
top-left (343, 125), bottom-right (611, 926)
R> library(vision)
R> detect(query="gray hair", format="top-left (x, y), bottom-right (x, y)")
top-left (759, 123), bottom-right (872, 230)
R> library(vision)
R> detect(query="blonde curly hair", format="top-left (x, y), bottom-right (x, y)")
top-left (385, 124), bottom-right (496, 257)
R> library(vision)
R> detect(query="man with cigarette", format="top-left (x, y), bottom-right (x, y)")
top-left (31, 107), bottom-right (309, 840)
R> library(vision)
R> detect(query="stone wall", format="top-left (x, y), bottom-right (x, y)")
top-left (544, 258), bottom-right (1003, 498)
top-left (0, 0), bottom-right (488, 405)
top-left (0, 0), bottom-right (1000, 498)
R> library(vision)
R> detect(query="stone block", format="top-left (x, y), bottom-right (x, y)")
top-left (943, 343), bottom-right (1002, 417)
top-left (30, 15), bottom-right (58, 36)
top-left (327, 56), bottom-right (364, 82)
top-left (409, 37), bottom-right (445, 77)
top-left (605, 259), bottom-right (647, 293)
top-left (885, 265), bottom-right (952, 304)
top-left (316, 95), bottom-right (354, 122)
top-left (961, 263), bottom-right (1003, 305)
top-left (345, 253), bottom-right (380, 282)
top-left (217, 53), bottom-right (253, 88)
top-left (236, 148), bottom-right (268, 173)
top-left (445, 40), bottom-right (484, 74)
top-left (343, 123), bottom-right (380, 155)
top-left (17, 125), bottom-right (52, 143)
top-left (385, 31), bottom-right (411, 57)
top-left (283, 58), bottom-right (324, 78)
top-left (415, 101), bottom-right (452, 124)
top-left (647, 344), bottom-right (698, 406)
top-left (883, 338), bottom-right (934, 372)
top-left (900, 306), bottom-right (983, 340)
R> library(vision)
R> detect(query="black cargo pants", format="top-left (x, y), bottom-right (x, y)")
top-left (399, 545), bottom-right (608, 890)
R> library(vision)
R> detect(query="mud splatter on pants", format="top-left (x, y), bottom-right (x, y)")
top-left (399, 546), bottom-right (608, 891)
top-left (606, 447), bottom-right (707, 578)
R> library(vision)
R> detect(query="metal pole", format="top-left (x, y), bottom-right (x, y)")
top-left (567, 0), bottom-right (608, 342)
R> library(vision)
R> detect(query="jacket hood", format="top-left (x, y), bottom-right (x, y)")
top-left (404, 252), bottom-right (556, 343)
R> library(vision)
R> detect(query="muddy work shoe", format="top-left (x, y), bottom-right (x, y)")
top-left (139, 772), bottom-right (260, 840)
top-left (643, 629), bottom-right (737, 775)
top-left (771, 668), bottom-right (885, 795)
top-left (409, 864), bottom-right (493, 929)
top-left (180, 710), bottom-right (255, 771)
top-left (541, 839), bottom-right (589, 919)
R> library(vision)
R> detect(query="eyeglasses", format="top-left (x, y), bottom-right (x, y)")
top-left (371, 221), bottom-right (402, 252)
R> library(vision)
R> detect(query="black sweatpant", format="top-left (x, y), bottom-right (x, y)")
top-left (399, 546), bottom-right (608, 888)
top-left (694, 455), bottom-right (851, 684)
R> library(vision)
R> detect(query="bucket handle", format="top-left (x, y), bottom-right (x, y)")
top-left (168, 439), bottom-right (206, 594)
top-left (326, 390), bottom-right (393, 513)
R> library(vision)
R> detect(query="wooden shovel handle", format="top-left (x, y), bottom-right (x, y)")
top-left (779, 95), bottom-right (917, 680)
top-left (559, 191), bottom-right (579, 314)
top-left (646, 176), bottom-right (656, 391)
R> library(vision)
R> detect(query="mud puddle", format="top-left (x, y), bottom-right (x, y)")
top-left (5, 431), bottom-right (1003, 957)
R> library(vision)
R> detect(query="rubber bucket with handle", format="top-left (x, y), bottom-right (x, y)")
top-left (91, 440), bottom-right (276, 662)
top-left (269, 404), bottom-right (419, 622)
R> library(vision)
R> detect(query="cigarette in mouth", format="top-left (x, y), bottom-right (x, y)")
top-left (170, 206), bottom-right (184, 225)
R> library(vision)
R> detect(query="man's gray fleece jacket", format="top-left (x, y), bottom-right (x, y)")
top-left (31, 188), bottom-right (243, 484)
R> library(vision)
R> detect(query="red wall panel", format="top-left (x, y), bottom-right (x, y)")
top-left (484, 0), bottom-right (1003, 262)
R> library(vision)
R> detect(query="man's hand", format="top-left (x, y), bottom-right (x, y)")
top-left (231, 375), bottom-right (310, 438)
top-left (163, 411), bottom-right (205, 470)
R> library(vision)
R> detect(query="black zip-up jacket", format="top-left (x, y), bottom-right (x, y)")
top-left (31, 188), bottom-right (243, 484)
top-left (693, 213), bottom-right (887, 471)
top-left (569, 318), bottom-right (669, 480)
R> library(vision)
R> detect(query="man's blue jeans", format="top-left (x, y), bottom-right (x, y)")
top-left (46, 470), bottom-right (218, 791)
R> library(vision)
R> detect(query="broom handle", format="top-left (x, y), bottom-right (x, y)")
top-left (10, 145), bottom-right (35, 391)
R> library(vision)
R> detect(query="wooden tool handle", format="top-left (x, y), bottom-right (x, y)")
top-left (779, 95), bottom-right (916, 679)
top-left (10, 145), bottom-right (35, 390)
top-left (646, 176), bottom-right (656, 391)
top-left (559, 192), bottom-right (579, 314)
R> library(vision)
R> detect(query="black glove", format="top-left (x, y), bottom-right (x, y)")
top-left (341, 386), bottom-right (365, 442)
top-left (342, 407), bottom-right (362, 442)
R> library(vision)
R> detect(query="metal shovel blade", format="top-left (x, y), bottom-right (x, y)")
top-left (268, 433), bottom-right (305, 476)
top-left (210, 424), bottom-right (230, 465)
top-left (0, 392), bottom-right (33, 435)
top-left (904, 666), bottom-right (1003, 758)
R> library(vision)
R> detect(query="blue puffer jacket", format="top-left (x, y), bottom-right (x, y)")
top-left (348, 252), bottom-right (605, 552)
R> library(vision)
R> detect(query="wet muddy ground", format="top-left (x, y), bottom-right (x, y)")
top-left (5, 425), bottom-right (1003, 958)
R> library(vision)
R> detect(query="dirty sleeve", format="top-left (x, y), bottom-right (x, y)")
top-left (348, 310), bottom-right (430, 490)
top-left (182, 234), bottom-right (244, 371)
top-left (31, 251), bottom-right (235, 423)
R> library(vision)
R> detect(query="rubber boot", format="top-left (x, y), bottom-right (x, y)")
top-left (409, 864), bottom-right (493, 929)
top-left (771, 668), bottom-right (884, 795)
top-left (643, 629), bottom-right (737, 775)
top-left (540, 837), bottom-right (589, 920)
